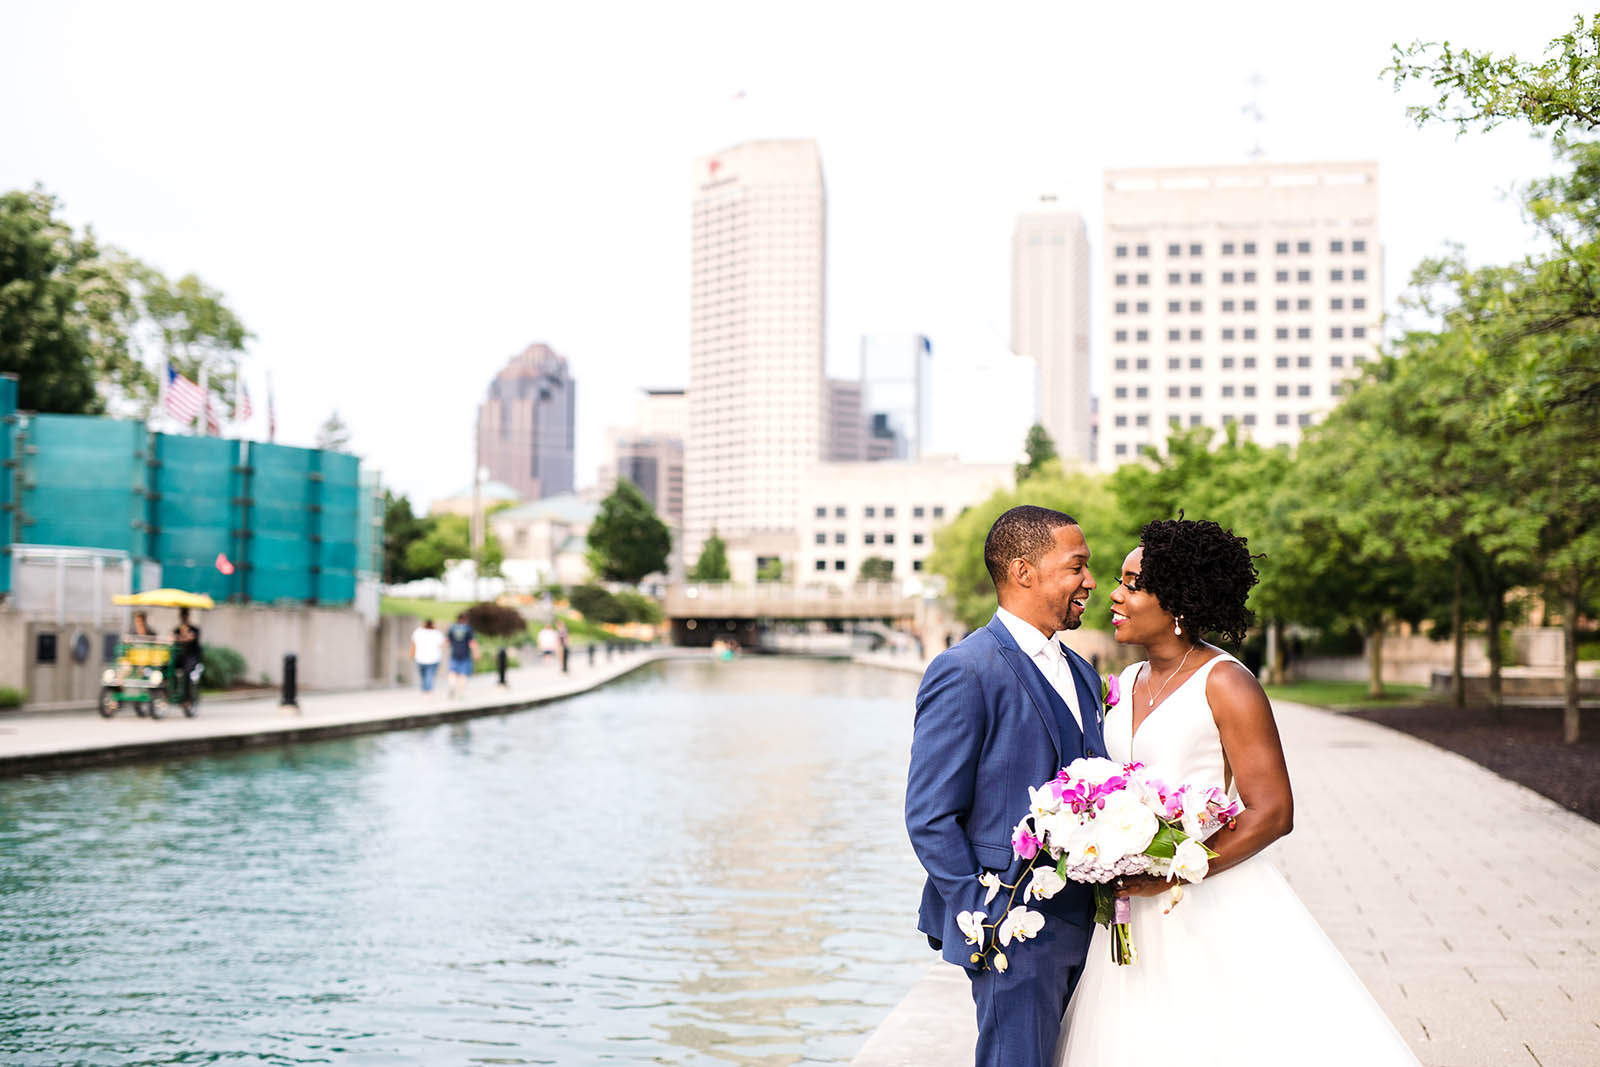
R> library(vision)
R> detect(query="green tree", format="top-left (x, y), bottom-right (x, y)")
top-left (1015, 422), bottom-right (1058, 482)
top-left (568, 583), bottom-right (628, 624)
top-left (689, 529), bottom-right (730, 581)
top-left (382, 491), bottom-right (431, 583)
top-left (137, 265), bottom-right (251, 415)
top-left (858, 556), bottom-right (894, 582)
top-left (316, 410), bottom-right (352, 452)
top-left (756, 557), bottom-right (784, 582)
top-left (1387, 14), bottom-right (1600, 137)
top-left (587, 478), bottom-right (671, 584)
top-left (402, 513), bottom-right (503, 581)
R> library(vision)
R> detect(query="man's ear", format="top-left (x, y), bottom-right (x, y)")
top-left (1008, 556), bottom-right (1032, 589)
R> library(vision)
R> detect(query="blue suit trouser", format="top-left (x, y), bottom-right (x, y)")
top-left (967, 914), bottom-right (1086, 1067)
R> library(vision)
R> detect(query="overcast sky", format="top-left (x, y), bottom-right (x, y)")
top-left (4, 1), bottom-right (1580, 506)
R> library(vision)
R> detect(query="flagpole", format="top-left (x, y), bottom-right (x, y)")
top-left (196, 364), bottom-right (207, 436)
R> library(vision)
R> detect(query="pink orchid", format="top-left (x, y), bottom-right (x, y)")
top-left (1103, 673), bottom-right (1121, 708)
top-left (1013, 822), bottom-right (1042, 859)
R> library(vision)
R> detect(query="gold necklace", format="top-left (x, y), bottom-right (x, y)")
top-left (1142, 645), bottom-right (1195, 709)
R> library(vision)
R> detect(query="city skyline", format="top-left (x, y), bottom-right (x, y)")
top-left (2, 2), bottom-right (1581, 508)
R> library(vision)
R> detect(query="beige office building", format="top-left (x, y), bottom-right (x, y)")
top-left (1099, 161), bottom-right (1381, 468)
top-left (1013, 199), bottom-right (1092, 464)
top-left (686, 139), bottom-right (826, 576)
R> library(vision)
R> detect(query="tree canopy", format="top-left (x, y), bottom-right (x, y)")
top-left (689, 529), bottom-right (730, 582)
top-left (587, 478), bottom-right (671, 585)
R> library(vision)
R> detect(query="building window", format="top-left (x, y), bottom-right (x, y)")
top-left (864, 506), bottom-right (876, 518)
top-left (1297, 384), bottom-right (1312, 397)
top-left (1189, 243), bottom-right (1203, 256)
top-left (1297, 355), bottom-right (1312, 368)
top-left (1135, 413), bottom-right (1149, 426)
top-left (1243, 384), bottom-right (1257, 397)
top-left (1189, 357), bottom-right (1203, 369)
top-left (1115, 301), bottom-right (1128, 314)
top-left (1275, 327), bottom-right (1290, 341)
top-left (884, 533), bottom-right (896, 545)
top-left (1136, 301), bottom-right (1149, 313)
top-left (1189, 414), bottom-right (1204, 426)
top-left (1115, 443), bottom-right (1129, 456)
top-left (1243, 241), bottom-right (1257, 254)
top-left (1243, 355), bottom-right (1257, 369)
top-left (1243, 298), bottom-right (1257, 311)
top-left (1189, 328), bottom-right (1202, 341)
top-left (1114, 414), bottom-right (1128, 427)
top-left (814, 506), bottom-right (826, 518)
top-left (1352, 297), bottom-right (1367, 310)
top-left (1275, 298), bottom-right (1289, 311)
top-left (1189, 385), bottom-right (1203, 398)
top-left (1114, 357), bottom-right (1129, 371)
top-left (1115, 273), bottom-right (1128, 286)
top-left (1168, 272), bottom-right (1182, 285)
top-left (1352, 268), bottom-right (1367, 281)
top-left (1352, 239), bottom-right (1367, 253)
top-left (1189, 300), bottom-right (1202, 313)
top-left (835, 532), bottom-right (846, 544)
top-left (1114, 386), bottom-right (1128, 399)
top-left (1136, 329), bottom-right (1149, 342)
top-left (1168, 329), bottom-right (1181, 341)
top-left (1222, 299), bottom-right (1236, 312)
top-left (1243, 328), bottom-right (1257, 340)
top-left (1221, 356), bottom-right (1235, 369)
top-left (1330, 354), bottom-right (1345, 368)
top-left (1222, 271), bottom-right (1236, 284)
top-left (913, 506), bottom-right (925, 518)
top-left (815, 532), bottom-right (826, 545)
top-left (913, 532), bottom-right (925, 545)
top-left (1275, 270), bottom-right (1290, 283)
top-left (834, 506), bottom-right (845, 518)
top-left (1136, 273), bottom-right (1149, 285)
top-left (1222, 384), bottom-right (1235, 397)
top-left (1135, 244), bottom-right (1149, 257)
top-left (1275, 355), bottom-right (1290, 368)
top-left (835, 559), bottom-right (846, 571)
top-left (1168, 300), bottom-right (1182, 313)
top-left (884, 506), bottom-right (896, 519)
top-left (1296, 326), bottom-right (1311, 339)
top-left (1297, 270), bottom-right (1311, 283)
top-left (1189, 272), bottom-right (1203, 284)
top-left (1297, 297), bottom-right (1311, 311)
top-left (1222, 242), bottom-right (1236, 254)
top-left (1330, 297), bottom-right (1344, 311)
top-left (1168, 356), bottom-right (1182, 371)
top-left (1330, 239), bottom-right (1345, 253)
top-left (1330, 269), bottom-right (1344, 282)
top-left (1330, 326), bottom-right (1344, 339)
top-left (1331, 383), bottom-right (1344, 397)
top-left (1135, 357), bottom-right (1149, 370)
top-left (1275, 413), bottom-right (1290, 426)
top-left (1298, 413), bottom-right (1313, 426)
top-left (1167, 242), bottom-right (1182, 256)
top-left (1352, 325), bottom-right (1367, 338)
top-left (1223, 414), bottom-right (1236, 425)
top-left (815, 559), bottom-right (827, 571)
top-left (1114, 329), bottom-right (1128, 343)
top-left (1275, 384), bottom-right (1290, 397)
top-left (1167, 385), bottom-right (1181, 398)
top-left (1296, 240), bottom-right (1311, 254)
top-left (1115, 244), bottom-right (1129, 258)
top-left (1169, 415), bottom-right (1182, 427)
top-left (932, 506), bottom-right (944, 518)
top-left (1243, 413), bottom-right (1257, 425)
top-left (1275, 241), bottom-right (1289, 254)
top-left (864, 532), bottom-right (876, 545)
top-left (1135, 386), bottom-right (1149, 399)
top-left (1222, 328), bottom-right (1236, 340)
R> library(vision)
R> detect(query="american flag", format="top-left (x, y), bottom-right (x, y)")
top-left (164, 363), bottom-right (206, 424)
top-left (235, 379), bottom-right (252, 421)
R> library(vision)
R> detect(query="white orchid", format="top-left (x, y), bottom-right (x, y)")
top-left (1062, 818), bottom-right (1102, 868)
top-left (1169, 837), bottom-right (1211, 883)
top-left (997, 906), bottom-right (1046, 946)
top-left (1028, 783), bottom-right (1062, 819)
top-left (1025, 865), bottom-right (1067, 902)
top-left (1063, 756), bottom-right (1124, 785)
top-left (956, 910), bottom-right (988, 946)
top-left (993, 950), bottom-right (1009, 972)
top-left (1033, 809), bottom-right (1082, 854)
top-left (978, 870), bottom-right (1002, 905)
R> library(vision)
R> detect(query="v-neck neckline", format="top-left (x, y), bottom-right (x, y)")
top-left (1127, 650), bottom-right (1223, 750)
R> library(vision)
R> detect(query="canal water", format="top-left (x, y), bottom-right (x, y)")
top-left (0, 658), bottom-right (932, 1065)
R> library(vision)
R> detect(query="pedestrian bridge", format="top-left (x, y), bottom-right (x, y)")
top-left (663, 582), bottom-right (922, 646)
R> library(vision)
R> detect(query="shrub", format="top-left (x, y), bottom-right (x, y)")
top-left (0, 686), bottom-right (22, 709)
top-left (614, 589), bottom-right (663, 624)
top-left (202, 645), bottom-right (248, 689)
top-left (567, 583), bottom-right (628, 624)
top-left (463, 601), bottom-right (527, 637)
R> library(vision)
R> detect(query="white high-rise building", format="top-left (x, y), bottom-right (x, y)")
top-left (1099, 161), bottom-right (1381, 468)
top-left (860, 333), bottom-right (933, 460)
top-left (685, 140), bottom-right (826, 574)
top-left (1012, 199), bottom-right (1091, 464)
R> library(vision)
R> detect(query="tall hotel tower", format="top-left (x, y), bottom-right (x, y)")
top-left (1099, 162), bottom-right (1381, 468)
top-left (685, 140), bottom-right (826, 569)
top-left (1012, 198), bottom-right (1092, 464)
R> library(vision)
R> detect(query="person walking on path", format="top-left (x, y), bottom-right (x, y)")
top-left (410, 619), bottom-right (446, 693)
top-left (904, 505), bottom-right (1105, 1067)
top-left (556, 619), bottom-right (570, 674)
top-left (445, 613), bottom-right (478, 699)
top-left (537, 623), bottom-right (559, 665)
top-left (172, 608), bottom-right (204, 706)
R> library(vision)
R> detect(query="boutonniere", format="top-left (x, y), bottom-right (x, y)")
top-left (1100, 672), bottom-right (1121, 711)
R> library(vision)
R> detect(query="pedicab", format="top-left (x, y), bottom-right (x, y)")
top-left (99, 589), bottom-right (214, 719)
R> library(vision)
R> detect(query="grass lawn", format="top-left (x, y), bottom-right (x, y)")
top-left (381, 597), bottom-right (471, 623)
top-left (1264, 679), bottom-right (1434, 711)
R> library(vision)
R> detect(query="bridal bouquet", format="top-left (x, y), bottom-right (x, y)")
top-left (960, 758), bottom-right (1242, 970)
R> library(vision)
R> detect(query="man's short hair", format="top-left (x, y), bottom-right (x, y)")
top-left (983, 505), bottom-right (1079, 589)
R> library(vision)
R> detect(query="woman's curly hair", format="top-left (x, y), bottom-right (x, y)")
top-left (1137, 517), bottom-right (1260, 646)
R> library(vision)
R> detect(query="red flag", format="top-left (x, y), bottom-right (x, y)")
top-left (216, 553), bottom-right (235, 575)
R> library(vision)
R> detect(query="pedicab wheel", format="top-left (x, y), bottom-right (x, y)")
top-left (98, 687), bottom-right (119, 719)
top-left (182, 691), bottom-right (199, 718)
top-left (147, 691), bottom-right (168, 720)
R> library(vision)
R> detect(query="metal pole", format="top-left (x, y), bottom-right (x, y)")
top-left (280, 652), bottom-right (299, 711)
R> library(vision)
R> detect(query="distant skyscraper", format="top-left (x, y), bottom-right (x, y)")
top-left (859, 333), bottom-right (932, 460)
top-left (685, 139), bottom-right (826, 569)
top-left (824, 378), bottom-right (866, 462)
top-left (604, 388), bottom-right (687, 528)
top-left (1099, 161), bottom-right (1381, 468)
top-left (1012, 199), bottom-right (1091, 463)
top-left (477, 343), bottom-right (575, 501)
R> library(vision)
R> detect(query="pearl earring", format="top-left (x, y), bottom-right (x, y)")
top-left (1173, 620), bottom-right (1182, 636)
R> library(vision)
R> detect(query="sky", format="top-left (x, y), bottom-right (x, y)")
top-left (4, 1), bottom-right (1582, 507)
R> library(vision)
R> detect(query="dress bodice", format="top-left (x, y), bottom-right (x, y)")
top-left (1104, 651), bottom-right (1242, 798)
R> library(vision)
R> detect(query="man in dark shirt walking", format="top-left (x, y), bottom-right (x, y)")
top-left (446, 612), bottom-right (478, 699)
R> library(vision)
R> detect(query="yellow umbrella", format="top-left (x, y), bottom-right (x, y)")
top-left (112, 589), bottom-right (216, 609)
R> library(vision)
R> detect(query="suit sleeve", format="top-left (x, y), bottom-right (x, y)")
top-left (905, 653), bottom-right (990, 929)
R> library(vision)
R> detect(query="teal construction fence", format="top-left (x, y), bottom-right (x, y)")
top-left (1, 382), bottom-right (378, 604)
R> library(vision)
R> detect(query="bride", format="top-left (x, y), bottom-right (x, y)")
top-left (1056, 517), bottom-right (1419, 1066)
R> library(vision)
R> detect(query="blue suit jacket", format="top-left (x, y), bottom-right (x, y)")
top-left (905, 613), bottom-right (1108, 968)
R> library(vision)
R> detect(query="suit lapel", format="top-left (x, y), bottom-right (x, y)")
top-left (1062, 646), bottom-right (1107, 760)
top-left (986, 616), bottom-right (1063, 761)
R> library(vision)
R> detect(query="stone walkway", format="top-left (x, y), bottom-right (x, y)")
top-left (849, 655), bottom-right (1600, 1067)
top-left (0, 646), bottom-right (672, 775)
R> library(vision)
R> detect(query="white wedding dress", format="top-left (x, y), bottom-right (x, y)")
top-left (1056, 653), bottom-right (1420, 1066)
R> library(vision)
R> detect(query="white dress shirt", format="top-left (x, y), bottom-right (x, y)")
top-left (995, 606), bottom-right (1083, 730)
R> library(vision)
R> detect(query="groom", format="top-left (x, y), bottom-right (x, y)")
top-left (905, 505), bottom-right (1105, 1067)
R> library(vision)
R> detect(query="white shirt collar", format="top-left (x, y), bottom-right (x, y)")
top-left (995, 606), bottom-right (1061, 661)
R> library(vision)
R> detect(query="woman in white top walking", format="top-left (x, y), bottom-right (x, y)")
top-left (410, 618), bottom-right (447, 693)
